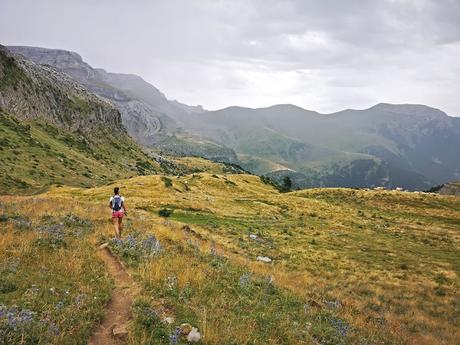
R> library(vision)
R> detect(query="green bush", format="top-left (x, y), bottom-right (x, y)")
top-left (158, 208), bottom-right (173, 218)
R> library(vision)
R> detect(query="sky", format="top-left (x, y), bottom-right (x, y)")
top-left (1, 0), bottom-right (460, 115)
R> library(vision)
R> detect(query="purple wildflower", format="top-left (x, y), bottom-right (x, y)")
top-left (169, 327), bottom-right (182, 345)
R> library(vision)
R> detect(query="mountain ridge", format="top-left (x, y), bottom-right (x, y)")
top-left (7, 45), bottom-right (240, 163)
top-left (7, 45), bottom-right (460, 190)
top-left (0, 44), bottom-right (167, 193)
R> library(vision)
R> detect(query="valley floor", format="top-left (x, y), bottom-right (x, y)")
top-left (1, 173), bottom-right (459, 345)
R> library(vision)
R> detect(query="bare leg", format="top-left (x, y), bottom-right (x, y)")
top-left (113, 217), bottom-right (120, 238)
top-left (118, 217), bottom-right (123, 237)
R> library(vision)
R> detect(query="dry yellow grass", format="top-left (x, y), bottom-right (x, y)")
top-left (2, 172), bottom-right (459, 344)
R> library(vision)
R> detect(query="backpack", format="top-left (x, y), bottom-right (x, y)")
top-left (112, 195), bottom-right (123, 211)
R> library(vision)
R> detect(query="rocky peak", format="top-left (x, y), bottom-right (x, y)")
top-left (0, 45), bottom-right (123, 132)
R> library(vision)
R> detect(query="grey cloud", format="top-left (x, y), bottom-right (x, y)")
top-left (1, 0), bottom-right (459, 115)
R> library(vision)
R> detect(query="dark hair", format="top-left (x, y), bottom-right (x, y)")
top-left (114, 187), bottom-right (120, 195)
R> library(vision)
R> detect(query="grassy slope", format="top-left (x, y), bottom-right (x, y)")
top-left (0, 110), bottom-right (161, 194)
top-left (28, 173), bottom-right (459, 345)
top-left (0, 197), bottom-right (112, 344)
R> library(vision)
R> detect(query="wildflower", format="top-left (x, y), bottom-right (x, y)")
top-left (165, 275), bottom-right (177, 290)
top-left (0, 304), bottom-right (6, 318)
top-left (36, 224), bottom-right (66, 248)
top-left (126, 235), bottom-right (137, 248)
top-left (328, 315), bottom-right (350, 337)
top-left (13, 216), bottom-right (31, 230)
top-left (47, 322), bottom-right (60, 336)
top-left (169, 327), bottom-right (182, 345)
top-left (111, 237), bottom-right (123, 247)
top-left (142, 234), bottom-right (163, 255)
top-left (325, 300), bottom-right (342, 310)
top-left (239, 273), bottom-right (251, 287)
top-left (0, 305), bottom-right (36, 330)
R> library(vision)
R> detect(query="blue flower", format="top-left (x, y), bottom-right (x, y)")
top-left (169, 327), bottom-right (182, 345)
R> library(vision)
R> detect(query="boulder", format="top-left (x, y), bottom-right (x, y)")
top-left (187, 327), bottom-right (201, 342)
top-left (112, 324), bottom-right (128, 338)
top-left (256, 256), bottom-right (272, 263)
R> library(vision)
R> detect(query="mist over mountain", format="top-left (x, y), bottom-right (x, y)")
top-left (184, 103), bottom-right (460, 190)
top-left (7, 45), bottom-right (460, 191)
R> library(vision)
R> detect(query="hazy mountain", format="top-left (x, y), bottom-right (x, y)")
top-left (183, 104), bottom-right (460, 190)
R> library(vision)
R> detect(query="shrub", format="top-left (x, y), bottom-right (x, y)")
top-left (34, 224), bottom-right (66, 249)
top-left (161, 176), bottom-right (173, 188)
top-left (110, 233), bottom-right (163, 264)
top-left (0, 304), bottom-right (59, 344)
top-left (158, 208), bottom-right (173, 218)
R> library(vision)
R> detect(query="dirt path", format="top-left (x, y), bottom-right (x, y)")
top-left (88, 246), bottom-right (138, 345)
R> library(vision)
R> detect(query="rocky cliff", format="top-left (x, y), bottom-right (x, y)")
top-left (0, 45), bottom-right (122, 132)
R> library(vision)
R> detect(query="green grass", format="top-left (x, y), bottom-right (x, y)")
top-left (0, 110), bottom-right (162, 194)
top-left (0, 199), bottom-right (112, 344)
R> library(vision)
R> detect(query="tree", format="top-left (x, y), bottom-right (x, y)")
top-left (282, 176), bottom-right (292, 192)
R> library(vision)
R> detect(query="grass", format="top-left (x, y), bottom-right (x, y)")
top-left (1, 172), bottom-right (459, 344)
top-left (0, 197), bottom-right (112, 344)
top-left (0, 110), bottom-right (162, 194)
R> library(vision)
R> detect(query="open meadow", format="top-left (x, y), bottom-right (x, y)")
top-left (1, 173), bottom-right (459, 344)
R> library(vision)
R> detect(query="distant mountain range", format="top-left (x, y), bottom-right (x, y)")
top-left (6, 45), bottom-right (460, 190)
top-left (183, 103), bottom-right (460, 190)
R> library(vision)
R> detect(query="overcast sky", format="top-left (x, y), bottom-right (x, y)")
top-left (1, 0), bottom-right (460, 115)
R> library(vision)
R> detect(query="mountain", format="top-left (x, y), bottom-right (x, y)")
top-left (0, 45), bottom-right (167, 193)
top-left (182, 103), bottom-right (460, 190)
top-left (8, 46), bottom-right (238, 163)
top-left (437, 181), bottom-right (460, 196)
top-left (9, 46), bottom-right (460, 190)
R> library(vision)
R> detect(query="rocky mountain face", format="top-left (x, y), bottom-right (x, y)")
top-left (437, 181), bottom-right (460, 196)
top-left (7, 46), bottom-right (178, 143)
top-left (0, 45), bottom-right (122, 132)
top-left (8, 46), bottom-right (238, 163)
top-left (0, 45), bottom-right (163, 193)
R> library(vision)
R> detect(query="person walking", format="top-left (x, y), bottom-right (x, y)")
top-left (109, 187), bottom-right (127, 238)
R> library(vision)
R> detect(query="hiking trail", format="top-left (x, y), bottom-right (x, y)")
top-left (88, 245), bottom-right (138, 345)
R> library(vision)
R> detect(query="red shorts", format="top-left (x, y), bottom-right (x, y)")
top-left (112, 210), bottom-right (124, 218)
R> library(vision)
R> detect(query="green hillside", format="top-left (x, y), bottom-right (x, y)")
top-left (0, 110), bottom-right (161, 194)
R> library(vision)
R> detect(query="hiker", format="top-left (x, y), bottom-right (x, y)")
top-left (109, 187), bottom-right (127, 238)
